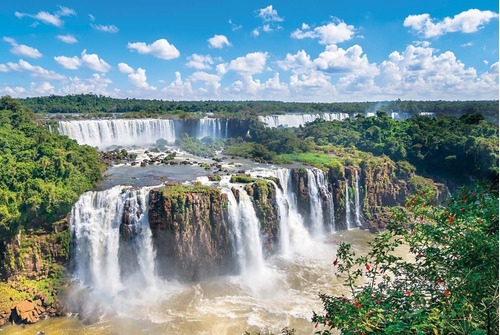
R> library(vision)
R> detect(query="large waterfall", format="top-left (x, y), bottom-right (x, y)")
top-left (57, 118), bottom-right (230, 149)
top-left (345, 180), bottom-right (352, 230)
top-left (70, 186), bottom-right (158, 296)
top-left (58, 119), bottom-right (176, 149)
top-left (259, 113), bottom-right (349, 128)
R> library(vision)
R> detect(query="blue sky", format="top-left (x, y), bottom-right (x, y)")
top-left (0, 0), bottom-right (498, 101)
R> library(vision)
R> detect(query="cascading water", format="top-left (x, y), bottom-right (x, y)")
top-left (355, 170), bottom-right (362, 227)
top-left (70, 185), bottom-right (158, 297)
top-left (196, 118), bottom-right (228, 139)
top-left (58, 119), bottom-right (176, 149)
top-left (345, 179), bottom-right (352, 230)
top-left (258, 113), bottom-right (349, 128)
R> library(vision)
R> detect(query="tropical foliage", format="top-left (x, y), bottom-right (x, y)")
top-left (313, 183), bottom-right (499, 334)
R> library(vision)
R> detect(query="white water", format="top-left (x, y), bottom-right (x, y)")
top-left (196, 117), bottom-right (228, 139)
top-left (70, 186), bottom-right (158, 297)
top-left (58, 119), bottom-right (176, 149)
top-left (355, 170), bottom-right (362, 227)
top-left (259, 113), bottom-right (349, 128)
top-left (345, 179), bottom-right (352, 230)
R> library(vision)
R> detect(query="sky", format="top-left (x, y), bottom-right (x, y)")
top-left (0, 0), bottom-right (498, 102)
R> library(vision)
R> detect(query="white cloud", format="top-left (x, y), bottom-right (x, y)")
top-left (314, 44), bottom-right (378, 76)
top-left (91, 24), bottom-right (119, 33)
top-left (461, 42), bottom-right (473, 47)
top-left (404, 9), bottom-right (499, 38)
top-left (128, 39), bottom-right (180, 60)
top-left (277, 50), bottom-right (313, 72)
top-left (15, 6), bottom-right (75, 27)
top-left (81, 50), bottom-right (111, 72)
top-left (54, 56), bottom-right (82, 70)
top-left (3, 37), bottom-right (42, 58)
top-left (208, 34), bottom-right (230, 49)
top-left (257, 5), bottom-right (284, 22)
top-left (31, 81), bottom-right (55, 95)
top-left (228, 52), bottom-right (268, 75)
top-left (0, 86), bottom-right (26, 96)
top-left (57, 34), bottom-right (78, 44)
top-left (161, 72), bottom-right (193, 98)
top-left (54, 50), bottom-right (110, 72)
top-left (291, 20), bottom-right (355, 44)
top-left (60, 73), bottom-right (113, 95)
top-left (186, 54), bottom-right (214, 70)
top-left (251, 29), bottom-right (260, 37)
top-left (190, 71), bottom-right (221, 93)
top-left (89, 14), bottom-right (96, 22)
top-left (118, 62), bottom-right (134, 74)
top-left (5, 59), bottom-right (66, 81)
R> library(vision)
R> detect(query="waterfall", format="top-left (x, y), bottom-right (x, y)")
top-left (355, 170), bottom-right (362, 227)
top-left (345, 180), bottom-right (352, 230)
top-left (58, 119), bottom-right (176, 149)
top-left (224, 188), bottom-right (266, 277)
top-left (70, 186), bottom-right (158, 296)
top-left (196, 118), bottom-right (228, 139)
top-left (259, 113), bottom-right (349, 128)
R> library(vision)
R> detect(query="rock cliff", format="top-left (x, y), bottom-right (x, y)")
top-left (148, 183), bottom-right (233, 281)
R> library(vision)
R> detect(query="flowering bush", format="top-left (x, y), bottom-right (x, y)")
top-left (313, 184), bottom-right (498, 334)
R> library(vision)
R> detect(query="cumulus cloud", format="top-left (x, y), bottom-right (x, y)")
top-left (314, 44), bottom-right (378, 76)
top-left (208, 35), bottom-right (230, 48)
top-left (57, 34), bottom-right (78, 44)
top-left (229, 19), bottom-right (242, 31)
top-left (128, 39), bottom-right (180, 60)
top-left (161, 72), bottom-right (193, 98)
top-left (228, 52), bottom-right (267, 75)
top-left (60, 73), bottom-right (113, 95)
top-left (91, 24), bottom-right (119, 33)
top-left (54, 56), bottom-right (82, 70)
top-left (404, 9), bottom-right (499, 38)
top-left (190, 71), bottom-right (221, 93)
top-left (31, 81), bottom-right (55, 95)
top-left (117, 62), bottom-right (156, 90)
top-left (3, 37), bottom-right (42, 58)
top-left (277, 50), bottom-right (313, 72)
top-left (0, 86), bottom-right (26, 96)
top-left (257, 5), bottom-right (284, 22)
top-left (291, 19), bottom-right (355, 44)
top-left (4, 59), bottom-right (66, 81)
top-left (186, 54), bottom-right (214, 70)
top-left (54, 50), bottom-right (111, 72)
top-left (15, 6), bottom-right (75, 27)
top-left (251, 29), bottom-right (260, 37)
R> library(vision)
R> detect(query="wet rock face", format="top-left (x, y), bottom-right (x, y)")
top-left (291, 168), bottom-right (310, 217)
top-left (148, 185), bottom-right (233, 281)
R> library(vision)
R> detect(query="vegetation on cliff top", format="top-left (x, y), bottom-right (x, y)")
top-left (0, 96), bottom-right (102, 241)
top-left (313, 183), bottom-right (499, 334)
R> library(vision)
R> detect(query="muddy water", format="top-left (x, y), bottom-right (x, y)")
top-left (1, 230), bottom-right (381, 335)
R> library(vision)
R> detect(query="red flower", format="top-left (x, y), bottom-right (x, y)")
top-left (328, 322), bottom-right (332, 327)
top-left (479, 220), bottom-right (484, 223)
top-left (472, 193), bottom-right (476, 197)
top-left (354, 301), bottom-right (358, 306)
top-left (325, 314), bottom-right (329, 318)
top-left (365, 264), bottom-right (370, 270)
top-left (423, 203), bottom-right (427, 207)
top-left (482, 194), bottom-right (485, 198)
top-left (345, 299), bottom-right (350, 302)
top-left (378, 299), bottom-right (381, 304)
top-left (429, 196), bottom-right (433, 199)
top-left (418, 253), bottom-right (423, 257)
top-left (445, 212), bottom-right (450, 216)
top-left (315, 324), bottom-right (318, 328)
top-left (333, 259), bottom-right (338, 266)
top-left (449, 215), bottom-right (456, 223)
top-left (357, 304), bottom-right (362, 309)
top-left (405, 291), bottom-right (411, 296)
top-left (431, 203), bottom-right (434, 206)
top-left (462, 196), bottom-right (467, 200)
top-left (420, 216), bottom-right (424, 221)
top-left (368, 311), bottom-right (373, 316)
top-left (437, 278), bottom-right (442, 283)
top-left (421, 191), bottom-right (424, 195)
top-left (444, 290), bottom-right (450, 295)
top-left (372, 296), bottom-right (377, 300)
top-left (460, 207), bottom-right (464, 211)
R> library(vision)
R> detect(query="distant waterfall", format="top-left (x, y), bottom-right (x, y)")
top-left (70, 186), bottom-right (158, 296)
top-left (345, 180), bottom-right (352, 230)
top-left (58, 119), bottom-right (176, 149)
top-left (259, 113), bottom-right (349, 128)
top-left (196, 118), bottom-right (228, 139)
top-left (355, 170), bottom-right (362, 227)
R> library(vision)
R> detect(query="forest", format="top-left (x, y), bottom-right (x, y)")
top-left (20, 94), bottom-right (499, 123)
